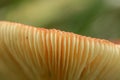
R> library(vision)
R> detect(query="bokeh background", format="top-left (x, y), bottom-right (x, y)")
top-left (0, 0), bottom-right (120, 41)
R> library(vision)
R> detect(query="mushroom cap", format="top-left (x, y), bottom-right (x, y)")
top-left (0, 21), bottom-right (120, 80)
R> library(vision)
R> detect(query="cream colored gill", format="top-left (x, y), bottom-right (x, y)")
top-left (0, 21), bottom-right (120, 80)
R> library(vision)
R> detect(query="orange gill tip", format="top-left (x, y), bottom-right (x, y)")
top-left (0, 21), bottom-right (120, 80)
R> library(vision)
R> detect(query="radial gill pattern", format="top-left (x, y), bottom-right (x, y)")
top-left (0, 21), bottom-right (120, 80)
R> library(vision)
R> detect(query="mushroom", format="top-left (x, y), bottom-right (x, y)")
top-left (0, 21), bottom-right (120, 80)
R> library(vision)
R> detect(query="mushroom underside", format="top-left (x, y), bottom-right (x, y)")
top-left (0, 21), bottom-right (120, 80)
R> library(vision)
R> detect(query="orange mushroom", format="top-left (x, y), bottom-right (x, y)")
top-left (0, 21), bottom-right (120, 80)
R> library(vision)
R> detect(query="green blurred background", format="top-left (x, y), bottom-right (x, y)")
top-left (0, 0), bottom-right (120, 40)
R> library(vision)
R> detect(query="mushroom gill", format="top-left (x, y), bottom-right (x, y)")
top-left (0, 21), bottom-right (120, 80)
